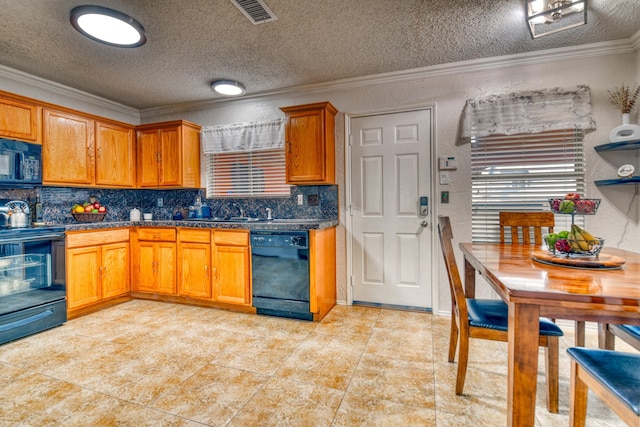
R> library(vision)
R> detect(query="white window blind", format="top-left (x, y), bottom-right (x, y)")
top-left (471, 129), bottom-right (585, 242)
top-left (206, 148), bottom-right (290, 197)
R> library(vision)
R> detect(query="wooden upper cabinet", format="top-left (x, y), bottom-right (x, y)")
top-left (0, 93), bottom-right (41, 143)
top-left (42, 108), bottom-right (136, 187)
top-left (280, 102), bottom-right (337, 185)
top-left (136, 120), bottom-right (201, 188)
top-left (95, 121), bottom-right (135, 187)
top-left (42, 108), bottom-right (94, 185)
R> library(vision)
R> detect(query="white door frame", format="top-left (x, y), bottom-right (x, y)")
top-left (344, 103), bottom-right (439, 313)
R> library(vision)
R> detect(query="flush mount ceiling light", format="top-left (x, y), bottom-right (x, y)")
top-left (526, 0), bottom-right (587, 39)
top-left (70, 5), bottom-right (146, 47)
top-left (211, 80), bottom-right (246, 96)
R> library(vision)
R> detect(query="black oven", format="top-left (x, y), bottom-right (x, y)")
top-left (0, 227), bottom-right (66, 345)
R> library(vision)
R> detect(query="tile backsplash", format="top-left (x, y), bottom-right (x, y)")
top-left (0, 185), bottom-right (338, 224)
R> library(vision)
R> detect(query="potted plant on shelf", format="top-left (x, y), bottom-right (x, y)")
top-left (608, 82), bottom-right (640, 143)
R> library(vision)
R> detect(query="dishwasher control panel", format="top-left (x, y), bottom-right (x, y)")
top-left (251, 231), bottom-right (308, 249)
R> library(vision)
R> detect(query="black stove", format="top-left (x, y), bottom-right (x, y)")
top-left (0, 226), bottom-right (65, 239)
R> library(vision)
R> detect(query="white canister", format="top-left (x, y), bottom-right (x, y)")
top-left (130, 208), bottom-right (141, 221)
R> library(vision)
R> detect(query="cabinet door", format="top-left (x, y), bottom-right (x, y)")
top-left (156, 242), bottom-right (177, 294)
top-left (134, 241), bottom-right (157, 292)
top-left (213, 245), bottom-right (250, 305)
top-left (66, 246), bottom-right (101, 309)
top-left (101, 242), bottom-right (130, 298)
top-left (136, 129), bottom-right (160, 187)
top-left (179, 243), bottom-right (212, 299)
top-left (43, 109), bottom-right (94, 185)
top-left (159, 126), bottom-right (182, 186)
top-left (0, 96), bottom-right (40, 142)
top-left (285, 108), bottom-right (325, 183)
top-left (95, 121), bottom-right (135, 187)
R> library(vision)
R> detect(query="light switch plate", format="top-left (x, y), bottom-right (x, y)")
top-left (297, 194), bottom-right (304, 205)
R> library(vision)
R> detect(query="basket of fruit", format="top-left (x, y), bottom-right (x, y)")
top-left (545, 225), bottom-right (604, 257)
top-left (71, 200), bottom-right (107, 222)
top-left (548, 194), bottom-right (600, 215)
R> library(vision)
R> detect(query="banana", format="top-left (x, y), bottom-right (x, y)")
top-left (574, 225), bottom-right (596, 241)
top-left (571, 225), bottom-right (590, 251)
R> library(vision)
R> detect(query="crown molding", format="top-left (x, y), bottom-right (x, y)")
top-left (631, 28), bottom-right (640, 51)
top-left (0, 64), bottom-right (140, 122)
top-left (141, 38), bottom-right (637, 118)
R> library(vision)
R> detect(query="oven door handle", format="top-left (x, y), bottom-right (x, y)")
top-left (0, 309), bottom-right (54, 332)
top-left (1, 233), bottom-right (65, 244)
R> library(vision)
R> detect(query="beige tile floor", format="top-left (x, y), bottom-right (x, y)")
top-left (0, 300), bottom-right (632, 426)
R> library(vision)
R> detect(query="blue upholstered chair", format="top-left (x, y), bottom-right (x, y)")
top-left (437, 216), bottom-right (564, 413)
top-left (567, 347), bottom-right (640, 426)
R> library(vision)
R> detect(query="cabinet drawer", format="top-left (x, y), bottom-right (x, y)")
top-left (137, 228), bottom-right (176, 241)
top-left (179, 228), bottom-right (211, 243)
top-left (66, 228), bottom-right (130, 248)
top-left (213, 230), bottom-right (249, 246)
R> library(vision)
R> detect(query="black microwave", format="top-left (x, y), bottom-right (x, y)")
top-left (0, 139), bottom-right (42, 187)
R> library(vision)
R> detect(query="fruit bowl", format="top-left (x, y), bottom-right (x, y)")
top-left (548, 198), bottom-right (600, 215)
top-left (546, 235), bottom-right (604, 257)
top-left (72, 213), bottom-right (106, 223)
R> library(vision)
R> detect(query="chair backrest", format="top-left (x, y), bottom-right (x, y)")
top-left (437, 216), bottom-right (468, 320)
top-left (499, 211), bottom-right (554, 245)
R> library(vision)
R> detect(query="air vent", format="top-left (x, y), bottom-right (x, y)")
top-left (231, 0), bottom-right (277, 25)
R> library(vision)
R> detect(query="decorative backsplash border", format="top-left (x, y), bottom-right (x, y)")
top-left (0, 185), bottom-right (338, 224)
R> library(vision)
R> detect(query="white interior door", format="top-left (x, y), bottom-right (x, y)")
top-left (349, 109), bottom-right (432, 309)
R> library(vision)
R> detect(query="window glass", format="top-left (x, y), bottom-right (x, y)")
top-left (206, 148), bottom-right (290, 198)
top-left (471, 130), bottom-right (585, 242)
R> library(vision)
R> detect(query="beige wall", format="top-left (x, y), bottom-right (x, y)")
top-left (1, 40), bottom-right (638, 314)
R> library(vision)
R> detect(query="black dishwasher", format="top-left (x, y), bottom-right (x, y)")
top-left (250, 231), bottom-right (312, 321)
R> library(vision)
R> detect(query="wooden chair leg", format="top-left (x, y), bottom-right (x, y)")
top-left (448, 315), bottom-right (459, 363)
top-left (545, 336), bottom-right (560, 413)
top-left (597, 323), bottom-right (615, 350)
top-left (569, 360), bottom-right (588, 427)
top-left (575, 321), bottom-right (585, 347)
top-left (455, 333), bottom-right (469, 395)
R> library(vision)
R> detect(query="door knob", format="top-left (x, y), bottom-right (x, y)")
top-left (421, 220), bottom-right (428, 227)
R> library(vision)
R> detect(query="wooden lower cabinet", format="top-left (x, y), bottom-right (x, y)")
top-left (176, 228), bottom-right (251, 307)
top-left (178, 229), bottom-right (212, 299)
top-left (132, 228), bottom-right (177, 295)
top-left (66, 229), bottom-right (131, 316)
top-left (309, 227), bottom-right (337, 321)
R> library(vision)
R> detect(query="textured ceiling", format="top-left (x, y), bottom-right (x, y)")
top-left (0, 0), bottom-right (638, 110)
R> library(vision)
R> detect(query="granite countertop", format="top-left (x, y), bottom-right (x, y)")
top-left (63, 218), bottom-right (338, 232)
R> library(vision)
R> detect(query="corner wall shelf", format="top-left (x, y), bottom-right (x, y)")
top-left (593, 139), bottom-right (639, 186)
top-left (593, 139), bottom-right (640, 152)
top-left (594, 177), bottom-right (640, 186)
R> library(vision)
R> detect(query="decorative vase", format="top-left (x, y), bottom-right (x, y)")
top-left (609, 113), bottom-right (640, 143)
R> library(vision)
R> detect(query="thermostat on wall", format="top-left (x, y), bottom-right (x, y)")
top-left (439, 156), bottom-right (458, 170)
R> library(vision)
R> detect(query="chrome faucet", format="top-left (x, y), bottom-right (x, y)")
top-left (233, 203), bottom-right (244, 218)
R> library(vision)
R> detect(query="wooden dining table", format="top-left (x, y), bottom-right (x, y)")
top-left (459, 243), bottom-right (640, 427)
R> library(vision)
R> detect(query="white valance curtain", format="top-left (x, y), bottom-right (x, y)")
top-left (201, 117), bottom-right (285, 154)
top-left (460, 85), bottom-right (596, 140)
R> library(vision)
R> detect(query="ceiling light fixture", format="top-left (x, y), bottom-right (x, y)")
top-left (211, 80), bottom-right (246, 96)
top-left (526, 0), bottom-right (587, 39)
top-left (70, 5), bottom-right (146, 47)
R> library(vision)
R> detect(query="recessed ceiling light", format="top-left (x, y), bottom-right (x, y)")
top-left (211, 80), bottom-right (246, 96)
top-left (70, 5), bottom-right (146, 47)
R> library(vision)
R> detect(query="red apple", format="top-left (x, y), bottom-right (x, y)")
top-left (84, 205), bottom-right (93, 212)
top-left (564, 193), bottom-right (581, 200)
top-left (98, 206), bottom-right (106, 213)
top-left (93, 202), bottom-right (101, 209)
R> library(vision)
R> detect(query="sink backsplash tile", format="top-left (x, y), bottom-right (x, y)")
top-left (0, 185), bottom-right (338, 224)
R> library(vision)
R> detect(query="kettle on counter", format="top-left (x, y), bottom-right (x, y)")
top-left (5, 200), bottom-right (29, 228)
